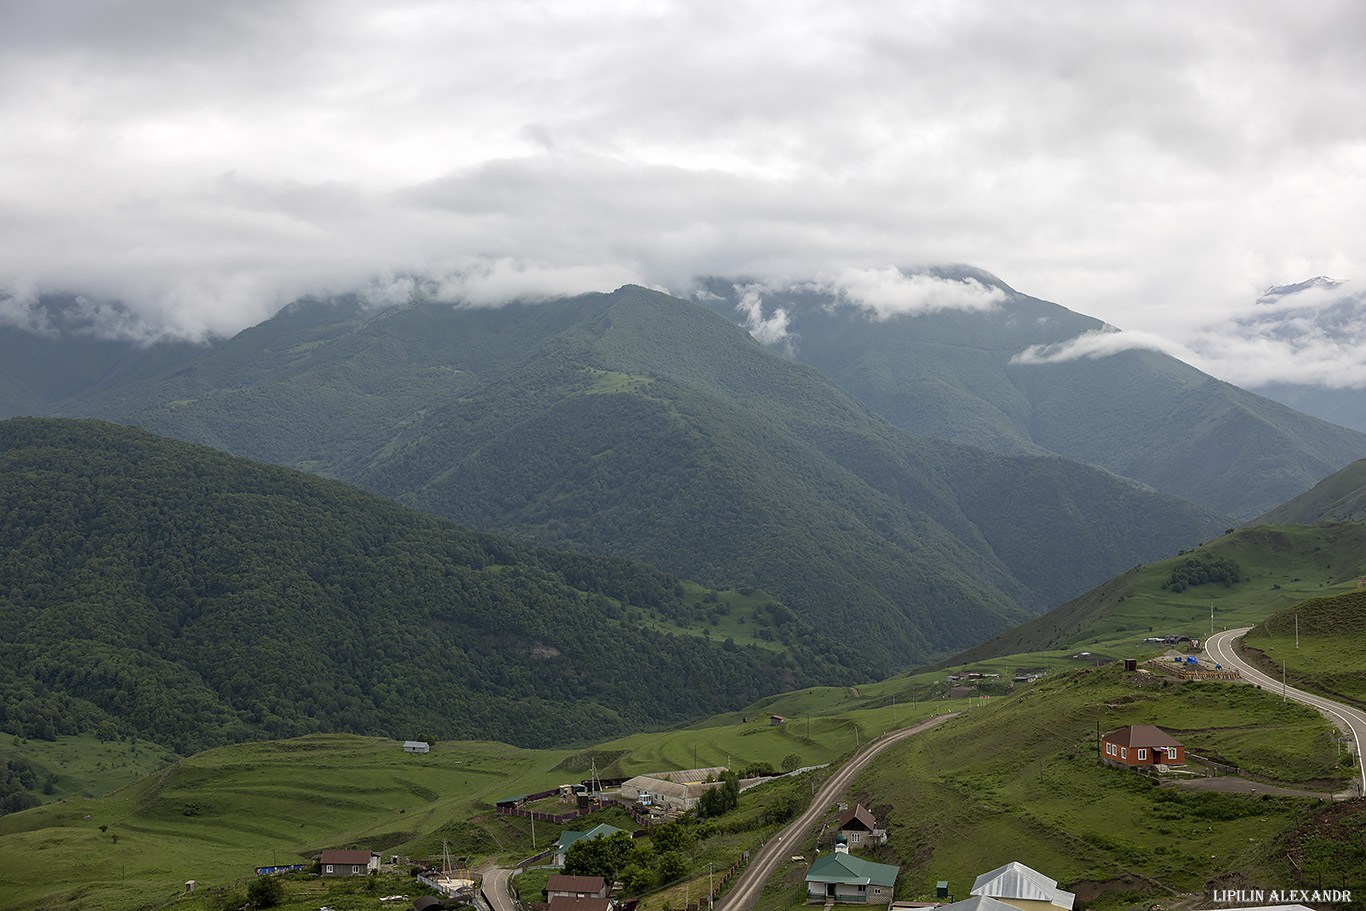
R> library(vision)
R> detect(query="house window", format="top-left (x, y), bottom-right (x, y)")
top-left (1121, 747), bottom-right (1127, 759)
top-left (1137, 749), bottom-right (1147, 760)
top-left (326, 866), bottom-right (333, 874)
top-left (354, 866), bottom-right (362, 874)
top-left (852, 833), bottom-right (861, 843)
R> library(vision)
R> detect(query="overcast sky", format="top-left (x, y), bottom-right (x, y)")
top-left (3, 0), bottom-right (1366, 388)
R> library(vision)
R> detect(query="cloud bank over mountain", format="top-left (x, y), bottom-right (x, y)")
top-left (3, 1), bottom-right (1366, 386)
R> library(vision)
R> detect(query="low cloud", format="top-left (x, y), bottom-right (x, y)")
top-left (361, 259), bottom-right (647, 310)
top-left (1011, 326), bottom-right (1193, 366)
top-left (3, 1), bottom-right (1366, 387)
top-left (809, 268), bottom-right (1006, 319)
top-left (734, 284), bottom-right (796, 355)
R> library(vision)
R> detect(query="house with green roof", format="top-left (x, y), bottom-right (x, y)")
top-left (552, 823), bottom-right (628, 867)
top-left (804, 847), bottom-right (899, 904)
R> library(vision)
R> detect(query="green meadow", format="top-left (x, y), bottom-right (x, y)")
top-left (785, 664), bottom-right (1347, 911)
top-left (0, 733), bottom-right (180, 807)
top-left (1242, 589), bottom-right (1366, 707)
top-left (950, 523), bottom-right (1366, 667)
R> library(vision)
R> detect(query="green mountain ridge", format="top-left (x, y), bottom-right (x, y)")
top-left (0, 417), bottom-right (878, 754)
top-left (19, 285), bottom-right (1235, 664)
top-left (694, 269), bottom-right (1366, 519)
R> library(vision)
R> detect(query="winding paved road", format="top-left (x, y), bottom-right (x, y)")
top-left (1205, 627), bottom-right (1365, 797)
top-left (715, 712), bottom-right (959, 911)
top-left (482, 866), bottom-right (517, 911)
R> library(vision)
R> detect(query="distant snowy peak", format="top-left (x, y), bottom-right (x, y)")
top-left (1258, 276), bottom-right (1347, 302)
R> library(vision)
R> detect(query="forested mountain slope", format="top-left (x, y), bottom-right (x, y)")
top-left (35, 286), bottom-right (1231, 665)
top-left (1253, 459), bottom-right (1366, 525)
top-left (694, 268), bottom-right (1366, 519)
top-left (0, 418), bottom-right (879, 753)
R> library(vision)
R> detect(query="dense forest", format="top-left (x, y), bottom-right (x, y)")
top-left (0, 418), bottom-right (878, 755)
top-left (3, 287), bottom-right (1230, 666)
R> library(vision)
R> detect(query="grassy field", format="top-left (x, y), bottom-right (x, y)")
top-left (0, 680), bottom-right (938, 911)
top-left (0, 733), bottom-right (180, 807)
top-left (752, 664), bottom-right (1347, 911)
top-left (1242, 589), bottom-right (1366, 708)
top-left (949, 523), bottom-right (1366, 666)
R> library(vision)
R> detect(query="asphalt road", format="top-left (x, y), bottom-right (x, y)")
top-left (482, 866), bottom-right (517, 911)
top-left (1204, 626), bottom-right (1366, 797)
top-left (715, 712), bottom-right (959, 911)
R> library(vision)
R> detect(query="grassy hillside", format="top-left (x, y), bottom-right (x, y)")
top-left (812, 664), bottom-right (1345, 909)
top-left (1253, 459), bottom-right (1366, 525)
top-left (1242, 590), bottom-right (1366, 709)
top-left (0, 417), bottom-right (878, 755)
top-left (941, 523), bottom-right (1366, 666)
top-left (694, 269), bottom-right (1366, 520)
top-left (0, 675), bottom-right (951, 911)
top-left (1, 661), bottom-right (1350, 911)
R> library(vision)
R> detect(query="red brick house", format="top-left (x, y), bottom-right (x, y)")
top-left (1101, 725), bottom-right (1184, 768)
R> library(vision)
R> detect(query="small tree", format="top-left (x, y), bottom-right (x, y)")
top-left (564, 831), bottom-right (636, 881)
top-left (657, 850), bottom-right (687, 883)
top-left (247, 876), bottom-right (285, 909)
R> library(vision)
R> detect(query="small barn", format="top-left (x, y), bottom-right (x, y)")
top-left (971, 861), bottom-right (1074, 911)
top-left (838, 804), bottom-right (887, 848)
top-left (1100, 725), bottom-right (1185, 769)
top-left (403, 741), bottom-right (431, 754)
top-left (546, 874), bottom-right (609, 900)
top-left (620, 768), bottom-right (728, 812)
top-left (320, 849), bottom-right (379, 877)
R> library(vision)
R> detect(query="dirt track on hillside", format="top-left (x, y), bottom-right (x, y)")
top-left (1168, 776), bottom-right (1340, 799)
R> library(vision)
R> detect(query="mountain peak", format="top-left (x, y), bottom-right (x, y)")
top-left (1258, 276), bottom-right (1347, 301)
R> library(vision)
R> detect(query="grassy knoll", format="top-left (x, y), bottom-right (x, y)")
top-left (0, 736), bottom-right (573, 911)
top-left (1241, 589), bottom-right (1366, 711)
top-left (749, 663), bottom-right (1346, 911)
top-left (0, 733), bottom-right (179, 809)
top-left (949, 523), bottom-right (1366, 665)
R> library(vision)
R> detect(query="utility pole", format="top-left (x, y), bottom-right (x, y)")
top-left (709, 862), bottom-right (714, 907)
top-left (1296, 613), bottom-right (1299, 648)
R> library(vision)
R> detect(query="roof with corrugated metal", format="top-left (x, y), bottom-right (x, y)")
top-left (1102, 724), bottom-right (1183, 748)
top-left (320, 849), bottom-right (376, 865)
top-left (934, 898), bottom-right (1030, 911)
top-left (554, 824), bottom-right (626, 852)
top-left (839, 804), bottom-right (877, 832)
top-left (549, 898), bottom-right (611, 911)
top-left (546, 875), bottom-right (607, 894)
top-left (971, 862), bottom-right (1075, 910)
top-left (804, 852), bottom-right (899, 888)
